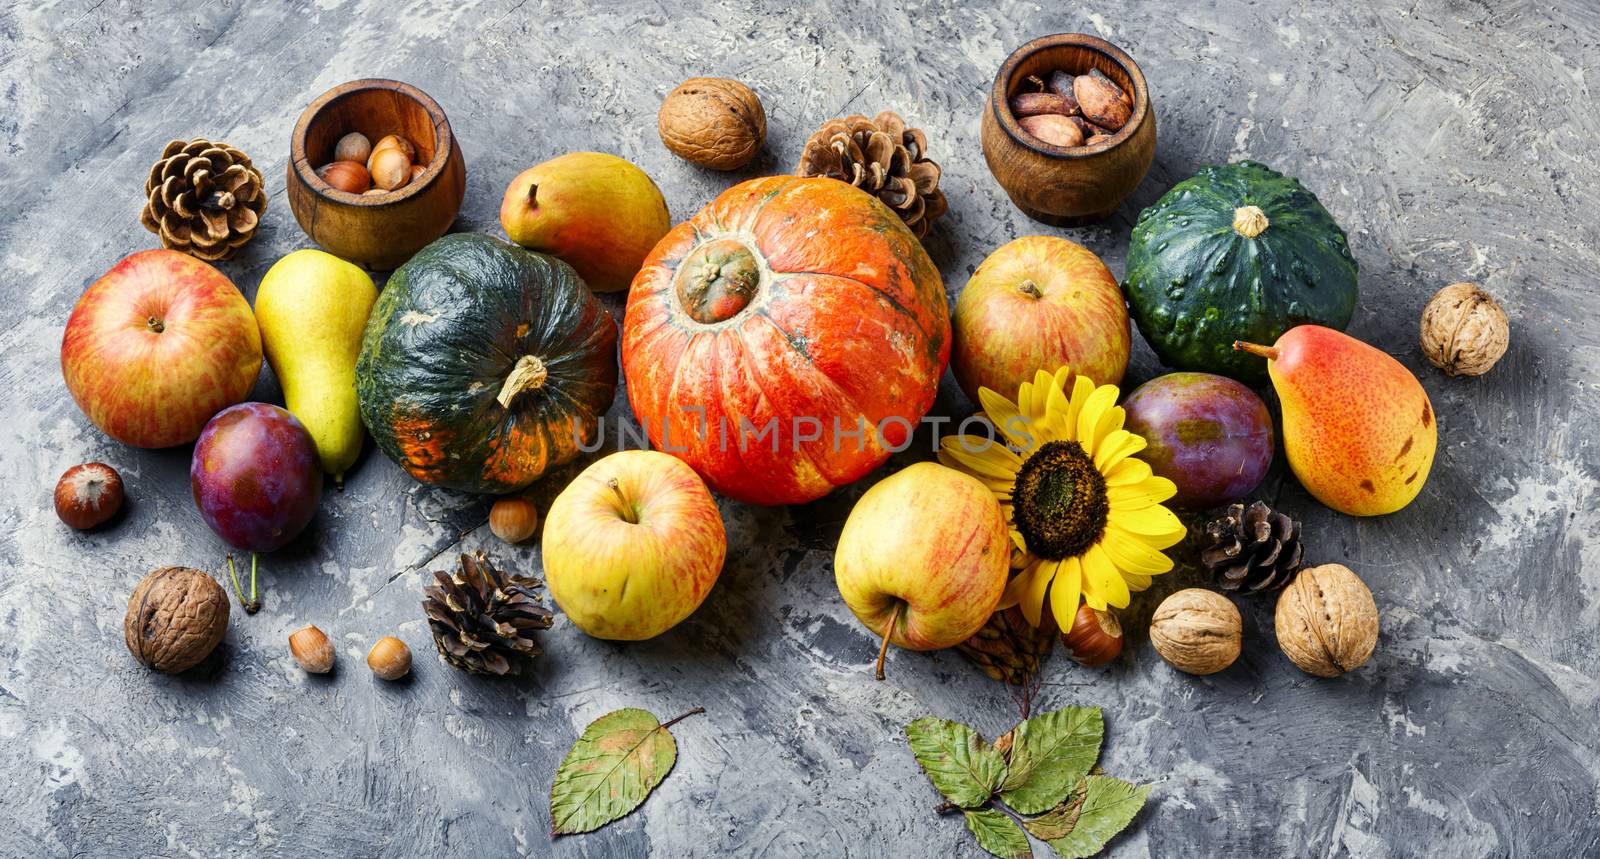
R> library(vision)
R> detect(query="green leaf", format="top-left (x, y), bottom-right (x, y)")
top-left (1022, 778), bottom-right (1089, 840)
top-left (549, 707), bottom-right (702, 836)
top-left (1046, 776), bottom-right (1150, 858)
top-left (964, 807), bottom-right (1033, 859)
top-left (906, 717), bottom-right (1008, 808)
top-left (999, 706), bottom-right (1104, 814)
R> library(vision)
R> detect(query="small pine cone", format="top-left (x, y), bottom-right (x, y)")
top-left (1201, 501), bottom-right (1305, 593)
top-left (795, 111), bottom-right (948, 239)
top-left (139, 138), bottom-right (266, 260)
top-left (956, 605), bottom-right (1055, 685)
top-left (422, 552), bottom-right (553, 676)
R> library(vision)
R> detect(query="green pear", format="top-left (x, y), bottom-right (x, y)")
top-left (1235, 325), bottom-right (1436, 516)
top-left (254, 250), bottom-right (377, 486)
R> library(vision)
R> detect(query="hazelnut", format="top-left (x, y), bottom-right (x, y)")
top-left (54, 462), bottom-right (124, 529)
top-left (369, 134), bottom-right (415, 163)
top-left (1274, 564), bottom-right (1378, 677)
top-left (1074, 68), bottom-right (1132, 131)
top-left (658, 77), bottom-right (767, 171)
top-left (1149, 588), bottom-right (1241, 675)
top-left (124, 567), bottom-right (229, 673)
top-left (289, 625), bottom-right (335, 673)
top-left (489, 496), bottom-right (539, 544)
top-left (1018, 114), bottom-right (1085, 147)
top-left (317, 160), bottom-right (371, 194)
top-left (1420, 282), bottom-right (1509, 376)
top-left (334, 132), bottom-right (372, 164)
top-left (1061, 603), bottom-right (1123, 667)
top-left (368, 147), bottom-right (412, 191)
top-left (367, 636), bottom-right (411, 680)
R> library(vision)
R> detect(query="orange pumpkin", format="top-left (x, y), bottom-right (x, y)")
top-left (622, 177), bottom-right (950, 505)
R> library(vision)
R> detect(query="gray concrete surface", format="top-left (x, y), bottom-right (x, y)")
top-left (3, 1), bottom-right (1598, 856)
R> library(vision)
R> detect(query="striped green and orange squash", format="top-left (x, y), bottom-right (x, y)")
top-left (356, 233), bottom-right (617, 494)
top-left (621, 176), bottom-right (950, 505)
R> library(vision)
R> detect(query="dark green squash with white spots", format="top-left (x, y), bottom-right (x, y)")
top-left (356, 233), bottom-right (618, 494)
top-left (1123, 161), bottom-right (1358, 384)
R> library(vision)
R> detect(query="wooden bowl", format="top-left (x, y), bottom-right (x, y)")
top-left (287, 79), bottom-right (466, 270)
top-left (981, 34), bottom-right (1155, 226)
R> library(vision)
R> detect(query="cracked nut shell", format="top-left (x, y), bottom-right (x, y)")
top-left (124, 566), bottom-right (229, 673)
top-left (1274, 563), bottom-right (1379, 677)
top-left (1419, 282), bottom-right (1509, 376)
top-left (658, 77), bottom-right (767, 170)
top-left (1149, 588), bottom-right (1241, 675)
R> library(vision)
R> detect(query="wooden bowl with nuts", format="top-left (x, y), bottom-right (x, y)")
top-left (287, 79), bottom-right (466, 270)
top-left (981, 33), bottom-right (1155, 226)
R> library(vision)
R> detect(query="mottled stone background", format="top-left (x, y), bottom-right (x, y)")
top-left (2, 1), bottom-right (1596, 856)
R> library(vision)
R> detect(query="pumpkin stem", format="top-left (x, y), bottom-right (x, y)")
top-left (1233, 340), bottom-right (1280, 360)
top-left (1232, 205), bottom-right (1269, 238)
top-left (497, 356), bottom-right (549, 409)
top-left (1017, 279), bottom-right (1043, 299)
top-left (875, 601), bottom-right (906, 681)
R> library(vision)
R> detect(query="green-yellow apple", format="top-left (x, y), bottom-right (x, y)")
top-left (834, 462), bottom-right (1010, 679)
top-left (952, 235), bottom-right (1130, 401)
top-left (61, 249), bottom-right (262, 448)
top-left (543, 450), bottom-right (726, 640)
top-left (498, 152), bottom-right (671, 292)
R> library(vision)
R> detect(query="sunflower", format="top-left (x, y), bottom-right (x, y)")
top-left (938, 368), bottom-right (1186, 632)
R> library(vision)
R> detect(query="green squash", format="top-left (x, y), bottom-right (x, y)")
top-left (1123, 161), bottom-right (1358, 383)
top-left (356, 233), bottom-right (618, 494)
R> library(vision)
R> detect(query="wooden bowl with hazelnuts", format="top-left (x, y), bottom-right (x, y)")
top-left (981, 33), bottom-right (1156, 226)
top-left (287, 79), bottom-right (466, 270)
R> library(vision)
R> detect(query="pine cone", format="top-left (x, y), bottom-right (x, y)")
top-left (1201, 501), bottom-right (1305, 593)
top-left (956, 605), bottom-right (1055, 685)
top-left (796, 111), bottom-right (948, 239)
top-left (139, 138), bottom-right (266, 260)
top-left (422, 552), bottom-right (553, 675)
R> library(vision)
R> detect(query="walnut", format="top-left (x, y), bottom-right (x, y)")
top-left (124, 566), bottom-right (229, 673)
top-left (1149, 588), bottom-right (1241, 675)
top-left (1274, 563), bottom-right (1378, 677)
top-left (1419, 282), bottom-right (1509, 376)
top-left (658, 77), bottom-right (766, 171)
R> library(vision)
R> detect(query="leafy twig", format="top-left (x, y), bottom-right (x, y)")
top-left (226, 553), bottom-right (260, 614)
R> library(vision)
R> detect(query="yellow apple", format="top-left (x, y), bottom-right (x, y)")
top-left (543, 450), bottom-right (726, 640)
top-left (834, 462), bottom-right (1010, 679)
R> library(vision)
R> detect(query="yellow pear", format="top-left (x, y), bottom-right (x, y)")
top-left (254, 249), bottom-right (377, 486)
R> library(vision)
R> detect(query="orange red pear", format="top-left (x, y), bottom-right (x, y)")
top-left (1235, 325), bottom-right (1436, 516)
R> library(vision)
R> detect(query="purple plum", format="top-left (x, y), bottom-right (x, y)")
top-left (1122, 372), bottom-right (1273, 510)
top-left (191, 403), bottom-right (322, 552)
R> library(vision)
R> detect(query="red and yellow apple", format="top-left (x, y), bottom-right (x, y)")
top-left (499, 152), bottom-right (671, 292)
top-left (542, 450), bottom-right (727, 640)
top-left (834, 462), bottom-right (1010, 679)
top-left (61, 249), bottom-right (262, 448)
top-left (952, 235), bottom-right (1130, 400)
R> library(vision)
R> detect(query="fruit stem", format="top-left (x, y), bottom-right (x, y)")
top-left (146, 316), bottom-right (164, 333)
top-left (226, 553), bottom-right (262, 614)
top-left (875, 601), bottom-right (906, 681)
top-left (1233, 340), bottom-right (1279, 361)
top-left (1233, 205), bottom-right (1269, 238)
top-left (1017, 279), bottom-right (1043, 299)
top-left (659, 706), bottom-right (706, 731)
top-left (496, 356), bottom-right (549, 409)
top-left (526, 182), bottom-right (538, 207)
top-left (607, 478), bottom-right (639, 524)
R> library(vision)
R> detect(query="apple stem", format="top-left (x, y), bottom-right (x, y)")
top-left (526, 182), bottom-right (538, 207)
top-left (146, 316), bottom-right (164, 333)
top-left (875, 601), bottom-right (905, 681)
top-left (1017, 279), bottom-right (1042, 299)
top-left (607, 478), bottom-right (639, 524)
top-left (1233, 340), bottom-right (1279, 361)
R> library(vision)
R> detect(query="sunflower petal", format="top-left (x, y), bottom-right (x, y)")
top-left (1021, 558), bottom-right (1057, 628)
top-left (998, 566), bottom-right (1032, 610)
top-left (1108, 476), bottom-right (1178, 510)
top-left (1050, 556), bottom-right (1083, 633)
top-left (938, 437), bottom-right (1021, 481)
top-left (1093, 429), bottom-right (1148, 472)
top-left (1124, 573), bottom-right (1154, 592)
top-left (1061, 374), bottom-right (1097, 439)
top-left (1104, 457), bottom-right (1153, 486)
top-left (1100, 526), bottom-right (1177, 575)
top-left (1075, 384), bottom-right (1120, 453)
top-left (1109, 504), bottom-right (1187, 543)
top-left (978, 388), bottom-right (1034, 449)
top-left (1082, 543), bottom-right (1131, 609)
